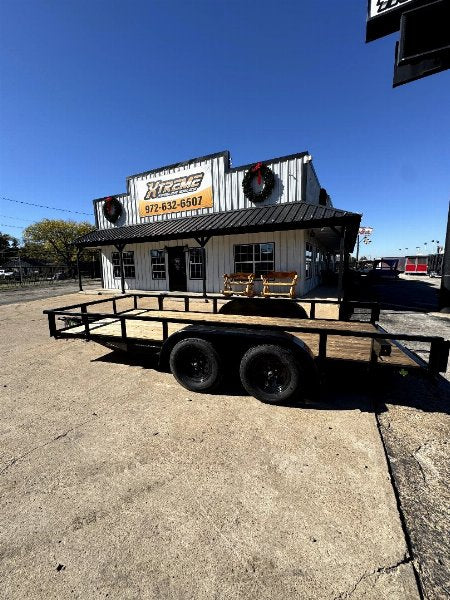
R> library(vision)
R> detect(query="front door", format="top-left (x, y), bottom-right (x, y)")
top-left (167, 247), bottom-right (187, 292)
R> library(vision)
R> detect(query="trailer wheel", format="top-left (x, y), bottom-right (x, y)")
top-left (239, 344), bottom-right (304, 404)
top-left (169, 338), bottom-right (223, 393)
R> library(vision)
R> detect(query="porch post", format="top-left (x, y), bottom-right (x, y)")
top-left (194, 236), bottom-right (211, 300)
top-left (76, 249), bottom-right (83, 292)
top-left (202, 246), bottom-right (206, 298)
top-left (114, 243), bottom-right (126, 294)
top-left (337, 227), bottom-right (346, 302)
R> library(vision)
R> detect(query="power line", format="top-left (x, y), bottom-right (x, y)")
top-left (1, 195), bottom-right (91, 216)
top-left (0, 214), bottom-right (33, 222)
top-left (0, 223), bottom-right (25, 229)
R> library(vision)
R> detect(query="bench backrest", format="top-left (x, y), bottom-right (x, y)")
top-left (224, 273), bottom-right (255, 282)
top-left (262, 271), bottom-right (298, 282)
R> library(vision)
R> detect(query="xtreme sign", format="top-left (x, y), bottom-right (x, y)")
top-left (369, 0), bottom-right (415, 18)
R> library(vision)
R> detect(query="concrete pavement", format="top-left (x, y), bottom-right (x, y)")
top-left (0, 292), bottom-right (420, 599)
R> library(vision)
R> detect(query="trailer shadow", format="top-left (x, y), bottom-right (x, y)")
top-left (92, 350), bottom-right (450, 416)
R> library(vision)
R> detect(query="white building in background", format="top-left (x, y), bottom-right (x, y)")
top-left (75, 150), bottom-right (360, 296)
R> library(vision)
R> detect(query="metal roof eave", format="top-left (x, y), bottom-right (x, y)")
top-left (74, 203), bottom-right (361, 251)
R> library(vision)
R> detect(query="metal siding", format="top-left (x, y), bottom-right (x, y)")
top-left (94, 154), bottom-right (309, 232)
top-left (100, 229), bottom-right (316, 295)
top-left (305, 162), bottom-right (321, 205)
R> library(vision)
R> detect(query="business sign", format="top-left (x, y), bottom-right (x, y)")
top-left (368, 0), bottom-right (415, 20)
top-left (359, 226), bottom-right (373, 235)
top-left (137, 165), bottom-right (213, 218)
top-left (366, 0), bottom-right (430, 42)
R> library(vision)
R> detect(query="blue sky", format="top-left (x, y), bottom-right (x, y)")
top-left (0, 0), bottom-right (448, 258)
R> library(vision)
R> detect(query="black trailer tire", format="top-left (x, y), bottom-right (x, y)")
top-left (239, 344), bottom-right (304, 404)
top-left (169, 338), bottom-right (223, 393)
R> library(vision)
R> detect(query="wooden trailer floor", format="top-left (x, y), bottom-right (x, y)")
top-left (64, 309), bottom-right (419, 368)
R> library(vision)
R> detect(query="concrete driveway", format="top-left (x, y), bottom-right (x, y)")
top-left (0, 293), bottom-right (420, 599)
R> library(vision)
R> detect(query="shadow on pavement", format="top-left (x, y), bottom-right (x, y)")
top-left (349, 276), bottom-right (440, 312)
top-left (93, 350), bottom-right (450, 415)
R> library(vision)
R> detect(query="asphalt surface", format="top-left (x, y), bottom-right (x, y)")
top-left (0, 279), bottom-right (102, 306)
top-left (0, 290), bottom-right (423, 599)
top-left (352, 274), bottom-right (450, 599)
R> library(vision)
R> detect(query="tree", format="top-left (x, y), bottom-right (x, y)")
top-left (22, 219), bottom-right (95, 271)
top-left (0, 232), bottom-right (19, 260)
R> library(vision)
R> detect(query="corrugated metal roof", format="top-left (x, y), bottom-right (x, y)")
top-left (75, 201), bottom-right (361, 249)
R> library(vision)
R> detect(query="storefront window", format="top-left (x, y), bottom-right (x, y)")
top-left (112, 251), bottom-right (135, 278)
top-left (234, 243), bottom-right (274, 275)
top-left (305, 243), bottom-right (312, 278)
top-left (189, 248), bottom-right (204, 279)
top-left (151, 250), bottom-right (166, 279)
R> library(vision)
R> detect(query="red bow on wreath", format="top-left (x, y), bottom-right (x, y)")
top-left (251, 162), bottom-right (263, 185)
top-left (105, 196), bottom-right (113, 211)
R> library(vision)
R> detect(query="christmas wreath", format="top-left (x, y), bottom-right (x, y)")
top-left (103, 196), bottom-right (122, 224)
top-left (242, 162), bottom-right (275, 203)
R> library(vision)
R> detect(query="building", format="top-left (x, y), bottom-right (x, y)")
top-left (75, 150), bottom-right (361, 297)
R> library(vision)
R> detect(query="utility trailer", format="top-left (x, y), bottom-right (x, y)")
top-left (44, 293), bottom-right (449, 404)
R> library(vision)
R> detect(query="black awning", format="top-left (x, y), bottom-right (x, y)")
top-left (75, 201), bottom-right (361, 251)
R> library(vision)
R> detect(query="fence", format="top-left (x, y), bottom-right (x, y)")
top-left (0, 265), bottom-right (100, 288)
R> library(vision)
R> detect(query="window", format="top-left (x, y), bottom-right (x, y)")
top-left (234, 243), bottom-right (274, 276)
top-left (305, 243), bottom-right (312, 278)
top-left (151, 249), bottom-right (166, 279)
top-left (189, 248), bottom-right (204, 279)
top-left (112, 251), bottom-right (135, 278)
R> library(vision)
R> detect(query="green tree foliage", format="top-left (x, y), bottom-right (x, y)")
top-left (0, 232), bottom-right (19, 257)
top-left (22, 219), bottom-right (95, 268)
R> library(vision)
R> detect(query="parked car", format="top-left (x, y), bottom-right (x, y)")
top-left (0, 269), bottom-right (14, 279)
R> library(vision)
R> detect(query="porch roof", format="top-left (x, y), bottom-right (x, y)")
top-left (75, 201), bottom-right (361, 252)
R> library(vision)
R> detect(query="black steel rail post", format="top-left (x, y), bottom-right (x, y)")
top-left (370, 338), bottom-right (378, 366)
top-left (48, 312), bottom-right (57, 337)
top-left (429, 339), bottom-right (450, 375)
top-left (371, 304), bottom-right (380, 324)
top-left (318, 332), bottom-right (327, 362)
top-left (120, 316), bottom-right (128, 351)
top-left (80, 305), bottom-right (90, 339)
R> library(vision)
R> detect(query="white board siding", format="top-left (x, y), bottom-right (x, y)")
top-left (99, 230), bottom-right (326, 296)
top-left (305, 161), bottom-right (321, 205)
top-left (94, 153), bottom-right (317, 230)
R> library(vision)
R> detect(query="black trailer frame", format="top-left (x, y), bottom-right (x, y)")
top-left (43, 292), bottom-right (449, 377)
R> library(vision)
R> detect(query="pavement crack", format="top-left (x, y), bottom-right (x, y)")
top-left (412, 440), bottom-right (439, 486)
top-left (332, 555), bottom-right (411, 599)
top-left (0, 416), bottom-right (98, 475)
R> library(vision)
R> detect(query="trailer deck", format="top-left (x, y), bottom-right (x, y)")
top-left (61, 308), bottom-right (417, 367)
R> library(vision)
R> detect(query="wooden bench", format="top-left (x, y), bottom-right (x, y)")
top-left (222, 273), bottom-right (255, 297)
top-left (261, 271), bottom-right (298, 299)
